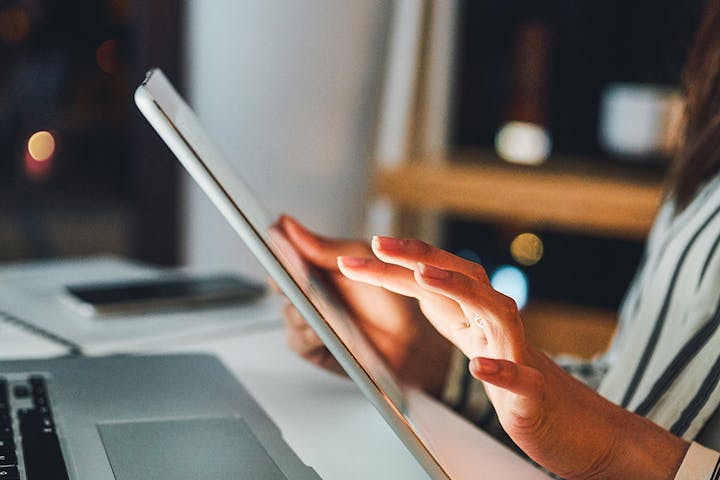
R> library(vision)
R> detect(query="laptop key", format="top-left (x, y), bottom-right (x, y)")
top-left (0, 466), bottom-right (19, 479)
top-left (18, 410), bottom-right (54, 437)
top-left (12, 386), bottom-right (28, 399)
top-left (29, 378), bottom-right (45, 396)
top-left (21, 432), bottom-right (69, 480)
top-left (0, 438), bottom-right (13, 450)
top-left (0, 451), bottom-right (16, 467)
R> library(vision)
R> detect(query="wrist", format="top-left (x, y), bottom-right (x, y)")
top-left (521, 349), bottom-right (688, 480)
top-left (564, 386), bottom-right (689, 480)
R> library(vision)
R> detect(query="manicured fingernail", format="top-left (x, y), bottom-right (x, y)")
top-left (418, 262), bottom-right (449, 280)
top-left (471, 357), bottom-right (500, 375)
top-left (373, 236), bottom-right (403, 251)
top-left (338, 256), bottom-right (368, 268)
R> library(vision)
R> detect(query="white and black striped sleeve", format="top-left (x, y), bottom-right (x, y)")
top-left (673, 442), bottom-right (720, 480)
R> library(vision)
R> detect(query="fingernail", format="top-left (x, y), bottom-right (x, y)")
top-left (338, 256), bottom-right (368, 268)
top-left (373, 236), bottom-right (403, 251)
top-left (471, 357), bottom-right (500, 375)
top-left (418, 262), bottom-right (449, 280)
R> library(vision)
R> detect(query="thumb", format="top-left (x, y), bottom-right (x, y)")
top-left (469, 357), bottom-right (544, 400)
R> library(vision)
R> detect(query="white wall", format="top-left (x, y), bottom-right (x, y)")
top-left (182, 1), bottom-right (392, 277)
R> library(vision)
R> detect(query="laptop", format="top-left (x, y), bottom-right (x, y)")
top-left (0, 354), bottom-right (320, 479)
top-left (134, 68), bottom-right (551, 480)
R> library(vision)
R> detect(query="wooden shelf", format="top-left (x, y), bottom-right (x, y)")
top-left (371, 152), bottom-right (656, 356)
top-left (372, 151), bottom-right (666, 239)
top-left (522, 302), bottom-right (616, 358)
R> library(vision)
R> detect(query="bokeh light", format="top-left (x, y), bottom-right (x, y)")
top-left (96, 39), bottom-right (121, 75)
top-left (0, 6), bottom-right (30, 45)
top-left (510, 232), bottom-right (544, 266)
top-left (491, 265), bottom-right (529, 310)
top-left (25, 131), bottom-right (56, 180)
top-left (495, 121), bottom-right (551, 165)
top-left (27, 131), bottom-right (55, 162)
top-left (28, 130), bottom-right (55, 162)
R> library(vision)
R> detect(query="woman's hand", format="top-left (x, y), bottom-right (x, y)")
top-left (275, 216), bottom-right (452, 395)
top-left (338, 236), bottom-right (689, 480)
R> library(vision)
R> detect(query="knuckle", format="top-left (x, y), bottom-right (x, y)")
top-left (474, 264), bottom-right (489, 282)
top-left (500, 294), bottom-right (519, 316)
top-left (470, 329), bottom-right (488, 346)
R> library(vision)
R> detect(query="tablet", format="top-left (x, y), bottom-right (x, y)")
top-left (135, 68), bottom-right (547, 480)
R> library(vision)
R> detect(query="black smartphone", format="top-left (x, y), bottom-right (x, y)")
top-left (62, 274), bottom-right (266, 317)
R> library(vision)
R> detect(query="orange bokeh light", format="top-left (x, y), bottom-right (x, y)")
top-left (25, 131), bottom-right (56, 180)
top-left (0, 7), bottom-right (30, 45)
top-left (96, 39), bottom-right (121, 75)
top-left (27, 131), bottom-right (55, 162)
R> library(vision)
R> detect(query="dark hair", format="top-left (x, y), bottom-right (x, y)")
top-left (669, 0), bottom-right (720, 209)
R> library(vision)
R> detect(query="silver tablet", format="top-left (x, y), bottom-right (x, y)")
top-left (135, 68), bottom-right (547, 480)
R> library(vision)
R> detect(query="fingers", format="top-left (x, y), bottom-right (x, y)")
top-left (337, 255), bottom-right (425, 298)
top-left (415, 262), bottom-right (497, 308)
top-left (282, 300), bottom-right (345, 374)
top-left (414, 261), bottom-right (526, 362)
top-left (279, 215), bottom-right (370, 270)
top-left (337, 255), bottom-right (471, 337)
top-left (415, 262), bottom-right (520, 330)
top-left (283, 301), bottom-right (323, 356)
top-left (372, 236), bottom-right (489, 283)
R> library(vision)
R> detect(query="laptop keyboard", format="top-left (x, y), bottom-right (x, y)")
top-left (0, 375), bottom-right (69, 480)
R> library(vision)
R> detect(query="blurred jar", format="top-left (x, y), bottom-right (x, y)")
top-left (599, 83), bottom-right (684, 162)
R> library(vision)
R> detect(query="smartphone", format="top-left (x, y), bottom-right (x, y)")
top-left (62, 274), bottom-right (266, 317)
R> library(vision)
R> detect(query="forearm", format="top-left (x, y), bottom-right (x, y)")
top-left (603, 411), bottom-right (689, 480)
top-left (528, 348), bottom-right (689, 480)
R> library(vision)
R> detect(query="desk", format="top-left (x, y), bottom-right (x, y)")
top-left (1, 258), bottom-right (547, 479)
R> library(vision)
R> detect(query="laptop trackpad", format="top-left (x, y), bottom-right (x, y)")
top-left (97, 417), bottom-right (288, 480)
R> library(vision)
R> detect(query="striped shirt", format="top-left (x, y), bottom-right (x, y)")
top-left (599, 172), bottom-right (720, 443)
top-left (443, 173), bottom-right (720, 478)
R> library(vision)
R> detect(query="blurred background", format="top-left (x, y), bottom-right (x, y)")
top-left (0, 0), bottom-right (707, 356)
